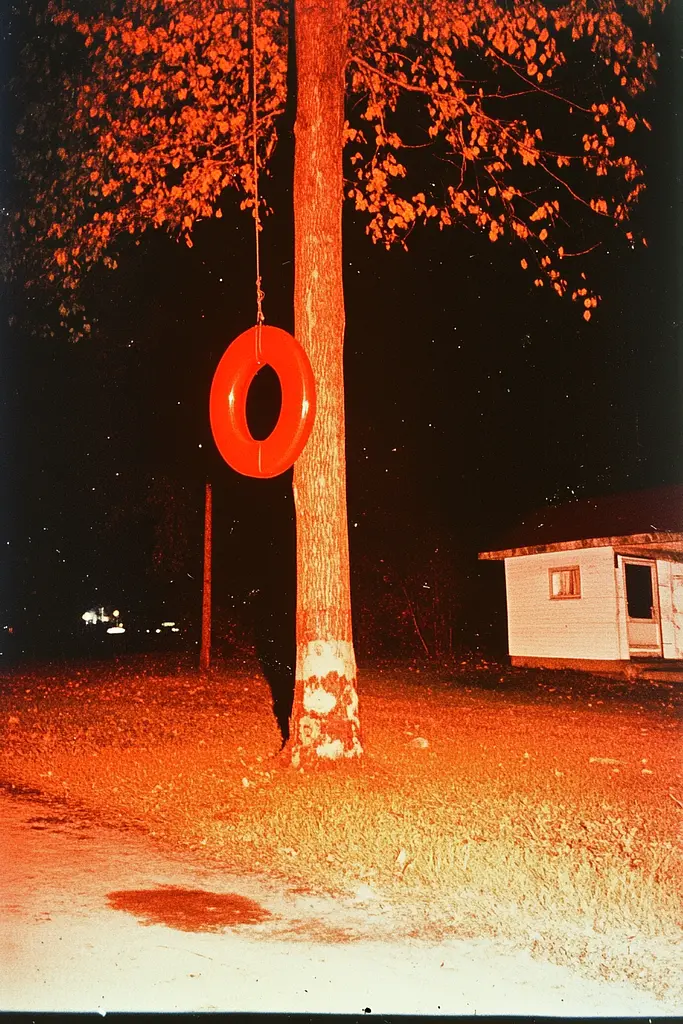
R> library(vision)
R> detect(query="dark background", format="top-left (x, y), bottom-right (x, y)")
top-left (0, 2), bottom-right (680, 666)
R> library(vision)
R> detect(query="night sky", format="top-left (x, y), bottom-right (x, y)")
top-left (0, 3), bottom-right (680, 663)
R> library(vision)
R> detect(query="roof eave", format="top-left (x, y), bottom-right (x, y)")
top-left (478, 531), bottom-right (683, 561)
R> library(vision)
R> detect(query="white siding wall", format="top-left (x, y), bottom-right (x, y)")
top-left (670, 564), bottom-right (683, 659)
top-left (504, 546), bottom-right (620, 660)
top-left (657, 560), bottom-right (676, 659)
top-left (614, 555), bottom-right (630, 659)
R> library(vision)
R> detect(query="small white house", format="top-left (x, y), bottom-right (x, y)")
top-left (479, 487), bottom-right (683, 681)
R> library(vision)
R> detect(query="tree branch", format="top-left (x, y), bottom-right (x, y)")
top-left (485, 49), bottom-right (595, 115)
top-left (349, 55), bottom-right (440, 97)
top-left (400, 584), bottom-right (431, 658)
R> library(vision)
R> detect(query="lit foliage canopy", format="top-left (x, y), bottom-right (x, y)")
top-left (9, 0), bottom-right (666, 335)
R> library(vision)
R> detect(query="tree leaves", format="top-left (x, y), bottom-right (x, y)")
top-left (5, 0), bottom-right (668, 333)
top-left (8, 0), bottom-right (287, 336)
top-left (345, 0), bottom-right (667, 317)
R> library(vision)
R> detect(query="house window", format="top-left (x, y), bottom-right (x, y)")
top-left (549, 566), bottom-right (581, 599)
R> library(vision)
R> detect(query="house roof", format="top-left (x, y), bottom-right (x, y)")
top-left (479, 485), bottom-right (683, 561)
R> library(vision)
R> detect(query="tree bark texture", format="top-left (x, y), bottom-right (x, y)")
top-left (290, 0), bottom-right (362, 767)
top-left (200, 480), bottom-right (212, 673)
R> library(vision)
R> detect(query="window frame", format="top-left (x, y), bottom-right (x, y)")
top-left (548, 565), bottom-right (582, 600)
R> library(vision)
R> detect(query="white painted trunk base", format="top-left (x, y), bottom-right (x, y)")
top-left (291, 640), bottom-right (362, 767)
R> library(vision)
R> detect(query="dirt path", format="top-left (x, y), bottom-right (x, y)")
top-left (1, 789), bottom-right (678, 1015)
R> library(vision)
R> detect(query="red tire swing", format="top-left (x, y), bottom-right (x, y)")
top-left (209, 0), bottom-right (316, 479)
top-left (210, 324), bottom-right (316, 478)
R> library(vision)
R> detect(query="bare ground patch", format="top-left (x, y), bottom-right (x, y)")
top-left (1, 653), bottom-right (681, 1002)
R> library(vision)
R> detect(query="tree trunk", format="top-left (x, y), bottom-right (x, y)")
top-left (199, 480), bottom-right (212, 673)
top-left (289, 0), bottom-right (362, 767)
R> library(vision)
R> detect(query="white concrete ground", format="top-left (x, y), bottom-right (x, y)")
top-left (0, 791), bottom-right (679, 1015)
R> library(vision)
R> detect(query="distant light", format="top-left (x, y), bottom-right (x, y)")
top-left (113, 609), bottom-right (120, 618)
top-left (82, 611), bottom-right (98, 624)
top-left (171, 627), bottom-right (180, 633)
top-left (156, 628), bottom-right (161, 633)
top-left (106, 626), bottom-right (125, 635)
top-left (161, 621), bottom-right (176, 628)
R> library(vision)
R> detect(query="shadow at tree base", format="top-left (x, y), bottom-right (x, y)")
top-left (252, 614), bottom-right (295, 747)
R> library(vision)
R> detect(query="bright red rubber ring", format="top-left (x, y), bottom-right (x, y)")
top-left (209, 325), bottom-right (316, 478)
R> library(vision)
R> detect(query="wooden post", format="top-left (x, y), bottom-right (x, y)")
top-left (200, 480), bottom-right (212, 673)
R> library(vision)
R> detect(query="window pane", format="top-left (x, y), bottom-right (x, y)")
top-left (550, 567), bottom-right (580, 598)
top-left (625, 563), bottom-right (654, 619)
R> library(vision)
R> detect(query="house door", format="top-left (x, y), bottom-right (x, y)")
top-left (623, 559), bottom-right (662, 657)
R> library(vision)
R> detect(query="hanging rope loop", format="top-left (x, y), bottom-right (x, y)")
top-left (251, 0), bottom-right (265, 358)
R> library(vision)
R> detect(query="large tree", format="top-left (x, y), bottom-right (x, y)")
top-left (7, 0), bottom-right (666, 765)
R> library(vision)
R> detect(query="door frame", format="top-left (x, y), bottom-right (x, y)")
top-left (622, 557), bottom-right (663, 658)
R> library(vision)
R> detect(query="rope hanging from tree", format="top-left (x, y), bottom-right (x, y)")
top-left (250, 0), bottom-right (265, 348)
top-left (208, 0), bottom-right (317, 479)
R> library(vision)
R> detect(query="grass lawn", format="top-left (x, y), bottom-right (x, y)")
top-left (1, 653), bottom-right (681, 1000)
